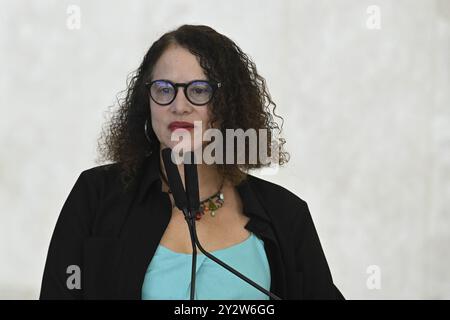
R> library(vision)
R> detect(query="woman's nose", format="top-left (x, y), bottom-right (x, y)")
top-left (170, 88), bottom-right (192, 114)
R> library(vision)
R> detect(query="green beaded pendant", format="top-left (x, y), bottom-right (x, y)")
top-left (198, 191), bottom-right (224, 219)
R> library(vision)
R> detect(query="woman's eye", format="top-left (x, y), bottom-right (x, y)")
top-left (159, 87), bottom-right (171, 94)
top-left (192, 87), bottom-right (208, 95)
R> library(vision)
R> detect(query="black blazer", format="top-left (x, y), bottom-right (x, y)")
top-left (39, 151), bottom-right (344, 300)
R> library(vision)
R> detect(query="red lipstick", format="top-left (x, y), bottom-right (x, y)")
top-left (168, 121), bottom-right (194, 132)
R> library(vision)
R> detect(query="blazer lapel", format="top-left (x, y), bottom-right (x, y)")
top-left (237, 178), bottom-right (287, 300)
top-left (114, 185), bottom-right (172, 299)
top-left (113, 153), bottom-right (172, 299)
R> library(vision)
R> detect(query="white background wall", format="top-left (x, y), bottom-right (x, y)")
top-left (1, 0), bottom-right (449, 299)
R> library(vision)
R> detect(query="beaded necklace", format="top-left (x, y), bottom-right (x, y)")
top-left (159, 168), bottom-right (225, 221)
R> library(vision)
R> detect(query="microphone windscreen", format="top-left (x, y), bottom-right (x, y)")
top-left (184, 152), bottom-right (200, 212)
top-left (162, 148), bottom-right (188, 210)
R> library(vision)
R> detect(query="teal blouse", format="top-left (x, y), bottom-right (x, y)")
top-left (141, 232), bottom-right (271, 300)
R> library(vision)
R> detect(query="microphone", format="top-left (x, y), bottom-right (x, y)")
top-left (184, 151), bottom-right (200, 216)
top-left (161, 148), bottom-right (189, 212)
top-left (161, 147), bottom-right (282, 300)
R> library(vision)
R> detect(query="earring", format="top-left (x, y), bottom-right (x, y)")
top-left (144, 118), bottom-right (151, 142)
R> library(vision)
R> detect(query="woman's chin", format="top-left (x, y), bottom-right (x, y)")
top-left (162, 141), bottom-right (203, 155)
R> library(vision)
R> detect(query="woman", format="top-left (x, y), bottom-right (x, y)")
top-left (39, 24), bottom-right (344, 300)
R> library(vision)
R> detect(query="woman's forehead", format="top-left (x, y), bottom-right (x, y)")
top-left (152, 45), bottom-right (206, 81)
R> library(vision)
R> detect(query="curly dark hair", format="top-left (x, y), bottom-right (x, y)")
top-left (96, 24), bottom-right (289, 192)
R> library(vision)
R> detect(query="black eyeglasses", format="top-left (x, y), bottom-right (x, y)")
top-left (144, 79), bottom-right (222, 106)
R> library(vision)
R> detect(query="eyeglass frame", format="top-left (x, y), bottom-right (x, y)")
top-left (144, 79), bottom-right (222, 106)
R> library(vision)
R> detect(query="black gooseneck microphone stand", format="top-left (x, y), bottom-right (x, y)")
top-left (161, 148), bottom-right (282, 300)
